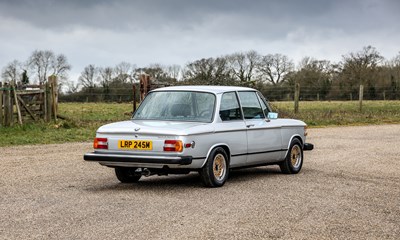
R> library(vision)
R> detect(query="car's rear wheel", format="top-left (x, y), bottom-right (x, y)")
top-left (279, 138), bottom-right (303, 174)
top-left (200, 147), bottom-right (229, 187)
top-left (115, 167), bottom-right (141, 183)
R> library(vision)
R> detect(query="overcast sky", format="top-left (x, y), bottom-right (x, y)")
top-left (1, 0), bottom-right (399, 81)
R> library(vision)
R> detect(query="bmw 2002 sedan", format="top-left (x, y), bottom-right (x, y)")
top-left (84, 86), bottom-right (313, 187)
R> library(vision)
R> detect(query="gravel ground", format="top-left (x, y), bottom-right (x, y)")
top-left (1, 125), bottom-right (399, 240)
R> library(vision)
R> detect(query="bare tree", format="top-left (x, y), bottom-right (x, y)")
top-left (288, 57), bottom-right (333, 99)
top-left (28, 50), bottom-right (71, 84)
top-left (99, 67), bottom-right (114, 88)
top-left (339, 45), bottom-right (384, 99)
top-left (79, 64), bottom-right (98, 88)
top-left (341, 45), bottom-right (384, 85)
top-left (66, 81), bottom-right (80, 94)
top-left (28, 50), bottom-right (53, 84)
top-left (135, 64), bottom-right (165, 80)
top-left (1, 60), bottom-right (21, 84)
top-left (386, 52), bottom-right (400, 98)
top-left (52, 54), bottom-right (71, 81)
top-left (134, 63), bottom-right (180, 83)
top-left (183, 57), bottom-right (232, 85)
top-left (393, 52), bottom-right (400, 66)
top-left (114, 61), bottom-right (133, 83)
top-left (165, 64), bottom-right (182, 81)
top-left (227, 50), bottom-right (261, 84)
top-left (259, 54), bottom-right (294, 85)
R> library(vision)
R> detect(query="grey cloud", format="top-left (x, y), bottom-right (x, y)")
top-left (2, 0), bottom-right (399, 32)
top-left (0, 0), bottom-right (399, 81)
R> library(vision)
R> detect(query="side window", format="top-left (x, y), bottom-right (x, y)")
top-left (238, 91), bottom-right (264, 119)
top-left (257, 92), bottom-right (270, 117)
top-left (219, 92), bottom-right (242, 121)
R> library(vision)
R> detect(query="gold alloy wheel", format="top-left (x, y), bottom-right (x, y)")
top-left (213, 153), bottom-right (226, 181)
top-left (291, 145), bottom-right (302, 168)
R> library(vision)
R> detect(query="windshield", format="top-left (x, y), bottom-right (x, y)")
top-left (133, 91), bottom-right (216, 122)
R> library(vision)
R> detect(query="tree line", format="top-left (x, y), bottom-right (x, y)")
top-left (2, 46), bottom-right (400, 101)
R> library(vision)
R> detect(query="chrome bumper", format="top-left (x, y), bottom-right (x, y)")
top-left (83, 152), bottom-right (193, 165)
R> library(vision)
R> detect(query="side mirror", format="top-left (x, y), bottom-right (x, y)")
top-left (267, 112), bottom-right (278, 119)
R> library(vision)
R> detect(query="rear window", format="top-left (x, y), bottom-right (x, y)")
top-left (133, 91), bottom-right (215, 122)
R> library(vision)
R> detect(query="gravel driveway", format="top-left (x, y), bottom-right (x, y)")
top-left (1, 125), bottom-right (399, 239)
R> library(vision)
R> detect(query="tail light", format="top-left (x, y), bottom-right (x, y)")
top-left (163, 140), bottom-right (183, 152)
top-left (304, 126), bottom-right (308, 136)
top-left (94, 138), bottom-right (108, 149)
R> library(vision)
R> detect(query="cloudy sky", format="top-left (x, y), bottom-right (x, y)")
top-left (0, 0), bottom-right (399, 81)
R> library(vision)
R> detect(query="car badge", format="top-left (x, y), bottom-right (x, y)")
top-left (135, 128), bottom-right (140, 131)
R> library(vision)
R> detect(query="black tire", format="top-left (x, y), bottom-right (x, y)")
top-left (200, 147), bottom-right (229, 187)
top-left (115, 167), bottom-right (141, 183)
top-left (279, 138), bottom-right (303, 174)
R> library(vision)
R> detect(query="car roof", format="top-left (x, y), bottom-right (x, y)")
top-left (151, 85), bottom-right (256, 94)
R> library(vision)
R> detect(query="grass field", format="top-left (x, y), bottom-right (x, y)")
top-left (1, 101), bottom-right (400, 147)
top-left (272, 100), bottom-right (400, 126)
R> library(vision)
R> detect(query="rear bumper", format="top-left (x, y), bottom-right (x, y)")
top-left (303, 143), bottom-right (314, 151)
top-left (84, 152), bottom-right (193, 165)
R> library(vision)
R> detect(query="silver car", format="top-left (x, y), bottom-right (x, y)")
top-left (84, 86), bottom-right (313, 187)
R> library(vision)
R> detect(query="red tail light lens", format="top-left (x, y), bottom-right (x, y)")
top-left (94, 138), bottom-right (108, 149)
top-left (163, 140), bottom-right (183, 152)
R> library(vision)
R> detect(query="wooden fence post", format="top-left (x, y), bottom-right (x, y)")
top-left (46, 82), bottom-right (52, 122)
top-left (11, 82), bottom-right (22, 125)
top-left (0, 83), bottom-right (3, 127)
top-left (359, 85), bottom-right (364, 112)
top-left (41, 84), bottom-right (45, 120)
top-left (49, 76), bottom-right (57, 122)
top-left (294, 83), bottom-right (300, 114)
top-left (4, 84), bottom-right (11, 126)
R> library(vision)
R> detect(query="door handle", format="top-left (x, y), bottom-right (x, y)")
top-left (246, 124), bottom-right (255, 128)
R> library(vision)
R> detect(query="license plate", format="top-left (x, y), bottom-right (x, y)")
top-left (118, 140), bottom-right (152, 150)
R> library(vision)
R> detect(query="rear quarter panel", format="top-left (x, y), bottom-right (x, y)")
top-left (278, 119), bottom-right (306, 157)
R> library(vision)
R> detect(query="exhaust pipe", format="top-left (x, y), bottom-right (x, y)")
top-left (142, 168), bottom-right (151, 177)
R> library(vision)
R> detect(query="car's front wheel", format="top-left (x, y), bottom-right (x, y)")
top-left (279, 138), bottom-right (303, 174)
top-left (115, 167), bottom-right (141, 183)
top-left (200, 147), bottom-right (229, 187)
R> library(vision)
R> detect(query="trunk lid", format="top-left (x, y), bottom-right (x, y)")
top-left (96, 120), bottom-right (210, 152)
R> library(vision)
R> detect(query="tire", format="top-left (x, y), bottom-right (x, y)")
top-left (279, 138), bottom-right (303, 174)
top-left (115, 167), bottom-right (141, 183)
top-left (200, 147), bottom-right (229, 187)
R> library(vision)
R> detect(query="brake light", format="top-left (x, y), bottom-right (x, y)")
top-left (94, 138), bottom-right (108, 149)
top-left (163, 140), bottom-right (183, 152)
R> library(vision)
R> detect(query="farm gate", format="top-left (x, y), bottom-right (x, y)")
top-left (0, 76), bottom-right (58, 127)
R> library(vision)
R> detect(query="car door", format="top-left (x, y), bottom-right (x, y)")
top-left (214, 92), bottom-right (248, 167)
top-left (237, 91), bottom-right (283, 164)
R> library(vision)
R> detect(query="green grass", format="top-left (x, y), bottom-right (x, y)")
top-left (0, 103), bottom-right (135, 147)
top-left (1, 101), bottom-right (400, 146)
top-left (58, 102), bottom-right (133, 122)
top-left (0, 122), bottom-right (94, 146)
top-left (271, 101), bottom-right (400, 127)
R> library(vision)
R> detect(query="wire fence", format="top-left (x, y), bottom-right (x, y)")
top-left (59, 84), bottom-right (400, 103)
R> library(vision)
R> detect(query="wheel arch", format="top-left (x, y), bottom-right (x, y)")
top-left (284, 134), bottom-right (304, 158)
top-left (201, 143), bottom-right (231, 168)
